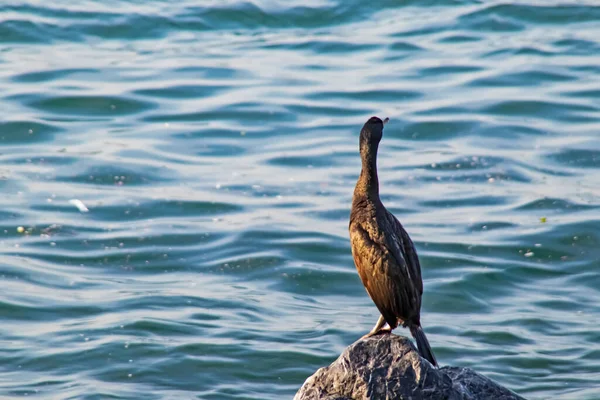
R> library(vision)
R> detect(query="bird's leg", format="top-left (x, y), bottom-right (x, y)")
top-left (361, 315), bottom-right (391, 339)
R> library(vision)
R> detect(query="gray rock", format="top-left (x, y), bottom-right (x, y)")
top-left (294, 334), bottom-right (525, 400)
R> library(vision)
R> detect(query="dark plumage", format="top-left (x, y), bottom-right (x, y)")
top-left (349, 116), bottom-right (437, 367)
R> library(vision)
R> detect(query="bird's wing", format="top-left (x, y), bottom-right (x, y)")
top-left (350, 221), bottom-right (417, 325)
top-left (386, 212), bottom-right (423, 295)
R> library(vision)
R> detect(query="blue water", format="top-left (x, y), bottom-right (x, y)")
top-left (1, 1), bottom-right (600, 399)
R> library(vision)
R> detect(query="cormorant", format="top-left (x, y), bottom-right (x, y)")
top-left (349, 116), bottom-right (438, 367)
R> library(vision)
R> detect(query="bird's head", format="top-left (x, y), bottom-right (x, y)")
top-left (360, 116), bottom-right (389, 148)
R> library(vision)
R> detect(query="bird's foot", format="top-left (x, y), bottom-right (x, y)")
top-left (361, 326), bottom-right (392, 340)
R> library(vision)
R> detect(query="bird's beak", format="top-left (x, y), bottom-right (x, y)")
top-left (383, 117), bottom-right (390, 126)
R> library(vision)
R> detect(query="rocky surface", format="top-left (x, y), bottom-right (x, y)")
top-left (294, 334), bottom-right (525, 400)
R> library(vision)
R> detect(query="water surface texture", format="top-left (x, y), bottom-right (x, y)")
top-left (1, 1), bottom-right (600, 399)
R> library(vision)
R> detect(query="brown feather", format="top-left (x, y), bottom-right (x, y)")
top-left (350, 212), bottom-right (421, 328)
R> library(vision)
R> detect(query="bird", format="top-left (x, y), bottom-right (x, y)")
top-left (349, 116), bottom-right (437, 367)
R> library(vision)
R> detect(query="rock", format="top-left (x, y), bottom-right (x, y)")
top-left (294, 334), bottom-right (525, 400)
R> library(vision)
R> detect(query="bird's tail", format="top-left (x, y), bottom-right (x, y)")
top-left (410, 325), bottom-right (438, 367)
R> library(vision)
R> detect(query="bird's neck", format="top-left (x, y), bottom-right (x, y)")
top-left (354, 144), bottom-right (379, 200)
